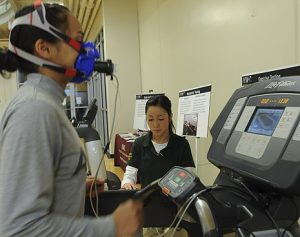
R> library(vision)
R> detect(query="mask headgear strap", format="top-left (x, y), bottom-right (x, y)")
top-left (8, 0), bottom-right (84, 78)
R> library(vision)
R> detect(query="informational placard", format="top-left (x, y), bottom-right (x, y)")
top-left (242, 64), bottom-right (300, 85)
top-left (133, 93), bottom-right (164, 130)
top-left (176, 85), bottom-right (211, 137)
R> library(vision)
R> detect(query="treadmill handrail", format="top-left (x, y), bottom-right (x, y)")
top-left (194, 197), bottom-right (218, 237)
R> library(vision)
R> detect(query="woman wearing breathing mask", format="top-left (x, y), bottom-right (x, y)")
top-left (0, 1), bottom-right (143, 236)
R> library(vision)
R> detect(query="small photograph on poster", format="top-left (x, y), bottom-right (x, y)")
top-left (183, 113), bottom-right (198, 136)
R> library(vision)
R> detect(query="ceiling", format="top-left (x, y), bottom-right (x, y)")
top-left (0, 0), bottom-right (101, 41)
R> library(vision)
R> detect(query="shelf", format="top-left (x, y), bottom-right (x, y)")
top-left (75, 106), bottom-right (88, 109)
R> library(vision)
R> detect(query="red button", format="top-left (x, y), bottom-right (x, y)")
top-left (179, 171), bottom-right (186, 177)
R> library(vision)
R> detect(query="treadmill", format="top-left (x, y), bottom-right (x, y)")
top-left (87, 76), bottom-right (300, 237)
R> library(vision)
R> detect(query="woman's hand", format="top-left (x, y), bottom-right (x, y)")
top-left (122, 183), bottom-right (138, 190)
top-left (86, 176), bottom-right (105, 198)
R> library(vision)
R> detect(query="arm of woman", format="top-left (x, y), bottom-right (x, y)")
top-left (121, 140), bottom-right (141, 190)
top-left (121, 165), bottom-right (138, 190)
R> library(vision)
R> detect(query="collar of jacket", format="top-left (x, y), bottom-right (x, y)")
top-left (141, 131), bottom-right (176, 149)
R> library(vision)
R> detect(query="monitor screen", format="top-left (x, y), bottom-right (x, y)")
top-left (246, 108), bottom-right (284, 136)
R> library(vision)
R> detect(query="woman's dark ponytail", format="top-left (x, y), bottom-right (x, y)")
top-left (0, 48), bottom-right (19, 72)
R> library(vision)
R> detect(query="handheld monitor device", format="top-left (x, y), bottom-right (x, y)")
top-left (158, 167), bottom-right (204, 205)
top-left (133, 166), bottom-right (204, 205)
top-left (208, 76), bottom-right (300, 195)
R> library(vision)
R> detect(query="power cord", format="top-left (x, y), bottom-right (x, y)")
top-left (153, 186), bottom-right (217, 237)
top-left (89, 73), bottom-right (119, 217)
top-left (240, 181), bottom-right (281, 237)
top-left (217, 181), bottom-right (292, 237)
top-left (170, 186), bottom-right (219, 237)
top-left (264, 209), bottom-right (281, 237)
top-left (236, 226), bottom-right (256, 237)
top-left (239, 181), bottom-right (259, 202)
top-left (280, 198), bottom-right (299, 237)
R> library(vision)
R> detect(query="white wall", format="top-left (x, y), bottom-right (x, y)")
top-left (137, 0), bottom-right (297, 185)
top-left (102, 0), bottom-right (142, 154)
top-left (0, 73), bottom-right (17, 114)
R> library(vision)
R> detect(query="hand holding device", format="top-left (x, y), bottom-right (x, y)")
top-left (113, 199), bottom-right (144, 237)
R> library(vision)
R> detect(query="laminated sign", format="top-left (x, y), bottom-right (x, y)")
top-left (176, 85), bottom-right (211, 138)
top-left (242, 65), bottom-right (300, 85)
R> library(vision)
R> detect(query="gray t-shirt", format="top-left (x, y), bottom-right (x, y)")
top-left (0, 73), bottom-right (115, 237)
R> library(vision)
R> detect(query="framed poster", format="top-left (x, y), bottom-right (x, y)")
top-left (176, 85), bottom-right (211, 138)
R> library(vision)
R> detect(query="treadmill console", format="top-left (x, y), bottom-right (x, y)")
top-left (208, 77), bottom-right (300, 194)
top-left (158, 167), bottom-right (203, 203)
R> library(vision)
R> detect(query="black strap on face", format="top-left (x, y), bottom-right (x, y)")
top-left (49, 27), bottom-right (85, 54)
top-left (34, 0), bottom-right (84, 53)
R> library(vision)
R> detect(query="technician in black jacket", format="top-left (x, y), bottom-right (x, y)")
top-left (122, 95), bottom-right (196, 236)
top-left (122, 95), bottom-right (195, 189)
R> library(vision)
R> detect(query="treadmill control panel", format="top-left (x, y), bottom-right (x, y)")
top-left (158, 167), bottom-right (198, 199)
top-left (225, 94), bottom-right (300, 165)
top-left (208, 77), bottom-right (300, 195)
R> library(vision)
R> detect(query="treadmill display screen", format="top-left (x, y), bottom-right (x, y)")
top-left (246, 108), bottom-right (284, 136)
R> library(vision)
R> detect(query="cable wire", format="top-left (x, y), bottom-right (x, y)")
top-left (170, 188), bottom-right (217, 237)
top-left (215, 183), bottom-right (293, 237)
top-left (153, 186), bottom-right (217, 237)
top-left (240, 181), bottom-right (281, 237)
top-left (280, 197), bottom-right (299, 237)
top-left (236, 226), bottom-right (256, 237)
top-left (89, 73), bottom-right (119, 217)
top-left (264, 209), bottom-right (281, 237)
